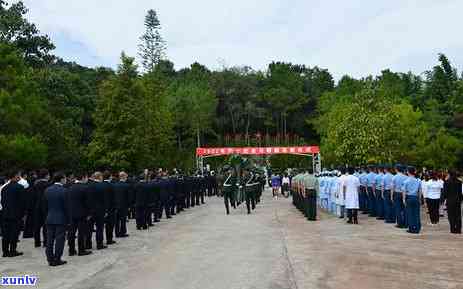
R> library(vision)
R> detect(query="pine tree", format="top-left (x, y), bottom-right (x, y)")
top-left (138, 9), bottom-right (166, 72)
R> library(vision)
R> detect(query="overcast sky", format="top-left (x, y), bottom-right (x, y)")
top-left (21, 0), bottom-right (463, 79)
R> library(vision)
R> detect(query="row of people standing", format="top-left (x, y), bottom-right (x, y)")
top-left (0, 168), bottom-right (213, 266)
top-left (318, 165), bottom-right (462, 234)
top-left (292, 167), bottom-right (361, 224)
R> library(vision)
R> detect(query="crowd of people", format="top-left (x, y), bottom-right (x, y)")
top-left (2, 162), bottom-right (461, 267)
top-left (0, 168), bottom-right (218, 266)
top-left (292, 165), bottom-right (463, 234)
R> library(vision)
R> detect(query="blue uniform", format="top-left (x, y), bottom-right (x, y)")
top-left (318, 176), bottom-right (328, 209)
top-left (359, 173), bottom-right (368, 187)
top-left (404, 176), bottom-right (421, 234)
top-left (327, 177), bottom-right (336, 214)
top-left (366, 173), bottom-right (376, 188)
top-left (382, 172), bottom-right (395, 223)
top-left (366, 172), bottom-right (377, 217)
top-left (359, 172), bottom-right (368, 212)
top-left (392, 173), bottom-right (407, 228)
top-left (374, 173), bottom-right (385, 219)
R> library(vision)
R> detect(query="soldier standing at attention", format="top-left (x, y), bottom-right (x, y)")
top-left (304, 169), bottom-right (319, 221)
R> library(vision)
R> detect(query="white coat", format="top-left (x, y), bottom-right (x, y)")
top-left (344, 174), bottom-right (360, 209)
top-left (336, 175), bottom-right (347, 206)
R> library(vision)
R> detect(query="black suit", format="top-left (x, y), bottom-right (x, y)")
top-left (144, 181), bottom-right (158, 226)
top-left (67, 182), bottom-right (91, 254)
top-left (158, 179), bottom-right (171, 219)
top-left (102, 180), bottom-right (116, 243)
top-left (21, 184), bottom-right (35, 238)
top-left (44, 183), bottom-right (69, 263)
top-left (1, 181), bottom-right (25, 256)
top-left (135, 182), bottom-right (148, 229)
top-left (113, 181), bottom-right (131, 236)
top-left (442, 178), bottom-right (463, 234)
top-left (87, 181), bottom-right (106, 248)
top-left (32, 179), bottom-right (49, 247)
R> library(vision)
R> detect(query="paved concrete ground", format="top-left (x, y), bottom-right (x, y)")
top-left (1, 189), bottom-right (462, 289)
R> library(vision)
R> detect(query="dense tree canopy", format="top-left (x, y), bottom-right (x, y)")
top-left (1, 1), bottom-right (462, 172)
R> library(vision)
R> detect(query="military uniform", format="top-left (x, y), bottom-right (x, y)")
top-left (303, 173), bottom-right (319, 221)
top-left (244, 172), bottom-right (260, 214)
top-left (222, 173), bottom-right (237, 215)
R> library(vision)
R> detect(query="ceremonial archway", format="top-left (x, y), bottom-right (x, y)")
top-left (196, 146), bottom-right (321, 173)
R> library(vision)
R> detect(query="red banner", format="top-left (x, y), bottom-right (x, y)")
top-left (196, 146), bottom-right (320, 156)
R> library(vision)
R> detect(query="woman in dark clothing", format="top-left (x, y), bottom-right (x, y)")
top-left (442, 171), bottom-right (462, 234)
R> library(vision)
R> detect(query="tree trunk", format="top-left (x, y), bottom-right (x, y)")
top-left (283, 113), bottom-right (287, 144)
top-left (177, 132), bottom-right (182, 150)
top-left (246, 112), bottom-right (250, 146)
top-left (228, 107), bottom-right (236, 134)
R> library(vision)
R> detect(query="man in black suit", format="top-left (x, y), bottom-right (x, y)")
top-left (102, 171), bottom-right (116, 245)
top-left (32, 169), bottom-right (49, 248)
top-left (67, 172), bottom-right (92, 256)
top-left (135, 175), bottom-right (148, 230)
top-left (145, 174), bottom-right (157, 227)
top-left (44, 172), bottom-right (69, 266)
top-left (442, 170), bottom-right (463, 234)
top-left (87, 172), bottom-right (107, 250)
top-left (158, 175), bottom-right (172, 220)
top-left (21, 172), bottom-right (35, 239)
top-left (113, 172), bottom-right (130, 237)
top-left (1, 170), bottom-right (25, 257)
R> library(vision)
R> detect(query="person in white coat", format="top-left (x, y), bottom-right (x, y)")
top-left (328, 173), bottom-right (338, 214)
top-left (318, 173), bottom-right (329, 210)
top-left (344, 167), bottom-right (360, 224)
top-left (336, 168), bottom-right (347, 218)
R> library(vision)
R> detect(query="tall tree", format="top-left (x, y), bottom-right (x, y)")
top-left (260, 62), bottom-right (306, 137)
top-left (0, 0), bottom-right (55, 67)
top-left (140, 71), bottom-right (175, 169)
top-left (138, 9), bottom-right (166, 72)
top-left (88, 53), bottom-right (146, 171)
top-left (0, 43), bottom-right (49, 169)
top-left (317, 82), bottom-right (426, 165)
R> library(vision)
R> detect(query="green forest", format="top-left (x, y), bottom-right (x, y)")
top-left (1, 1), bottom-right (462, 172)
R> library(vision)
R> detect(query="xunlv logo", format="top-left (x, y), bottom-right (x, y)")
top-left (1, 275), bottom-right (38, 286)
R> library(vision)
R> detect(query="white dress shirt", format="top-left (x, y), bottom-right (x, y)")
top-left (426, 180), bottom-right (443, 200)
top-left (18, 177), bottom-right (29, 189)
